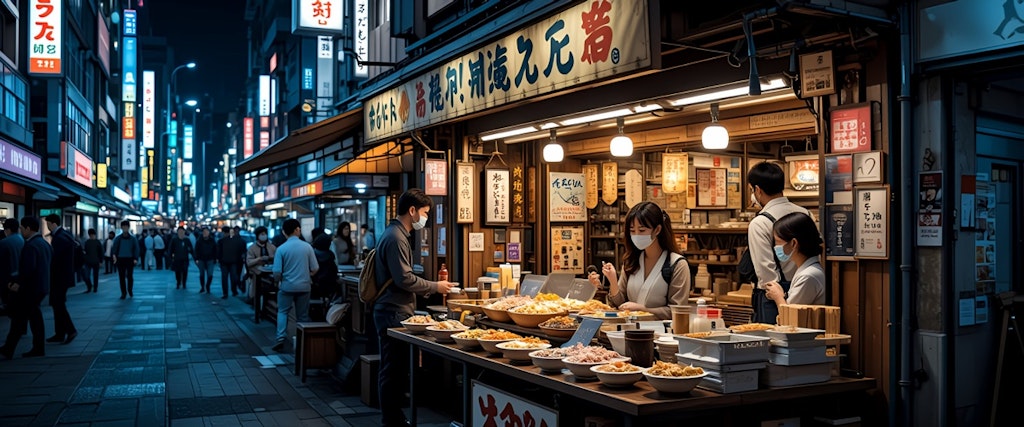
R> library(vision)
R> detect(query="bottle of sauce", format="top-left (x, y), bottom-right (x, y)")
top-left (438, 263), bottom-right (448, 282)
top-left (691, 298), bottom-right (711, 333)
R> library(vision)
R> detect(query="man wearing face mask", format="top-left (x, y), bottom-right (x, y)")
top-left (373, 189), bottom-right (454, 427)
top-left (746, 162), bottom-right (811, 323)
top-left (245, 226), bottom-right (277, 306)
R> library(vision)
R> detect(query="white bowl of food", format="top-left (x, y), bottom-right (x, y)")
top-left (496, 339), bottom-right (552, 361)
top-left (529, 347), bottom-right (573, 373)
top-left (400, 315), bottom-right (437, 334)
top-left (590, 361), bottom-right (644, 387)
top-left (642, 361), bottom-right (707, 394)
top-left (476, 330), bottom-right (523, 354)
top-left (451, 329), bottom-right (487, 350)
top-left (423, 320), bottom-right (467, 343)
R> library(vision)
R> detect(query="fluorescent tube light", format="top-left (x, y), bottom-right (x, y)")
top-left (481, 125), bottom-right (538, 141)
top-left (668, 78), bottom-right (789, 107)
top-left (560, 108), bottom-right (632, 126)
top-left (265, 202), bottom-right (285, 210)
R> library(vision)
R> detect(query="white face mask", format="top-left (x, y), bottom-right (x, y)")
top-left (412, 212), bottom-right (428, 230)
top-left (750, 192), bottom-right (761, 208)
top-left (631, 234), bottom-right (655, 251)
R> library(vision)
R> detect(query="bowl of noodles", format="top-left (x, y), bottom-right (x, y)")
top-left (642, 361), bottom-right (707, 394)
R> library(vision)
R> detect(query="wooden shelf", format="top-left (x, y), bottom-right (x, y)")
top-left (687, 259), bottom-right (740, 266)
top-left (675, 228), bottom-right (749, 234)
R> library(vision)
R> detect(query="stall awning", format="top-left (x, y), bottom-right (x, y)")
top-left (327, 140), bottom-right (414, 175)
top-left (236, 107), bottom-right (363, 176)
top-left (0, 171), bottom-right (62, 201)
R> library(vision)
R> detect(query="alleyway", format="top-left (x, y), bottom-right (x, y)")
top-left (0, 266), bottom-right (449, 426)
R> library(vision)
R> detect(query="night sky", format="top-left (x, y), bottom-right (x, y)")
top-left (144, 0), bottom-right (248, 115)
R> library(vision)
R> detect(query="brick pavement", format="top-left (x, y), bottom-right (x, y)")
top-left (0, 265), bottom-right (452, 426)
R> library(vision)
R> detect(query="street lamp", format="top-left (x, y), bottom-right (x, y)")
top-left (166, 62), bottom-right (196, 129)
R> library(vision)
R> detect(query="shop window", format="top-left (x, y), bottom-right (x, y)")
top-left (0, 9), bottom-right (16, 64)
top-left (0, 61), bottom-right (26, 127)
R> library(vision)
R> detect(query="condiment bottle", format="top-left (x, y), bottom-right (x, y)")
top-left (707, 308), bottom-right (725, 332)
top-left (691, 298), bottom-right (710, 332)
top-left (438, 263), bottom-right (448, 281)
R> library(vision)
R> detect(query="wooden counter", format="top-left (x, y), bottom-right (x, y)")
top-left (389, 329), bottom-right (877, 425)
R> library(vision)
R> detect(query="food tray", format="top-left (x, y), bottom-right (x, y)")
top-left (765, 326), bottom-right (826, 342)
top-left (677, 355), bottom-right (766, 394)
top-left (675, 333), bottom-right (770, 365)
top-left (768, 346), bottom-right (831, 366)
top-left (761, 361), bottom-right (832, 387)
top-left (448, 298), bottom-right (497, 314)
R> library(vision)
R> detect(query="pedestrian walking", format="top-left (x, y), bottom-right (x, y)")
top-left (373, 189), bottom-right (454, 427)
top-left (270, 219), bottom-right (318, 352)
top-left (0, 218), bottom-right (24, 319)
top-left (103, 231), bottom-right (115, 274)
top-left (169, 227), bottom-right (194, 289)
top-left (153, 229), bottom-right (166, 270)
top-left (161, 229), bottom-right (173, 270)
top-left (43, 214), bottom-right (78, 345)
top-left (138, 227), bottom-right (148, 271)
top-left (0, 217), bottom-right (51, 359)
top-left (217, 226), bottom-right (246, 299)
top-left (143, 230), bottom-right (155, 270)
top-left (245, 226), bottom-right (276, 303)
top-left (111, 220), bottom-right (140, 299)
top-left (83, 229), bottom-right (103, 293)
top-left (194, 228), bottom-right (217, 293)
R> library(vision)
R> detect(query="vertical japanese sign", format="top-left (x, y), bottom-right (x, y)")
top-left (317, 35), bottom-right (334, 118)
top-left (582, 164), bottom-right (598, 209)
top-left (183, 125), bottom-right (194, 160)
top-left (97, 14), bottom-right (110, 75)
top-left (855, 187), bottom-right (888, 258)
top-left (456, 162), bottom-right (475, 223)
top-left (259, 75), bottom-right (271, 116)
top-left (548, 172), bottom-right (585, 222)
top-left (527, 167), bottom-right (536, 223)
top-left (830, 104), bottom-right (871, 153)
top-left (121, 12), bottom-right (137, 171)
top-left (243, 117), bottom-right (254, 158)
top-left (353, 0), bottom-right (369, 77)
top-left (364, 0), bottom-right (651, 143)
top-left (293, 0), bottom-right (343, 33)
top-left (424, 159), bottom-right (447, 195)
top-left (471, 381), bottom-right (557, 427)
top-left (601, 162), bottom-right (618, 205)
top-left (142, 71), bottom-right (155, 149)
top-left (485, 169), bottom-right (510, 224)
top-left (29, 0), bottom-right (62, 75)
top-left (625, 169), bottom-right (642, 208)
top-left (511, 165), bottom-right (525, 223)
top-left (662, 153), bottom-right (688, 194)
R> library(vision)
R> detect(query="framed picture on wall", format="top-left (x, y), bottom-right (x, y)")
top-left (484, 169), bottom-right (511, 225)
top-left (830, 103), bottom-right (872, 153)
top-left (494, 229), bottom-right (506, 244)
top-left (854, 186), bottom-right (889, 259)
top-left (853, 151), bottom-right (884, 183)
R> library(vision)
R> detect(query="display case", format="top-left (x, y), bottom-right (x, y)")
top-left (588, 199), bottom-right (626, 271)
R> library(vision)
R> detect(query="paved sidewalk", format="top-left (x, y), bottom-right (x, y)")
top-left (0, 265), bottom-right (452, 426)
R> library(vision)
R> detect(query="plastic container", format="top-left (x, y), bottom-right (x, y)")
top-left (690, 299), bottom-right (710, 333)
top-left (761, 361), bottom-right (832, 387)
top-left (670, 305), bottom-right (691, 335)
top-left (624, 329), bottom-right (655, 368)
top-left (677, 354), bottom-right (765, 394)
top-left (675, 333), bottom-right (770, 365)
top-left (706, 308), bottom-right (726, 332)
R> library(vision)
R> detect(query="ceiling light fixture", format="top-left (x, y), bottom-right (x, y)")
top-left (610, 117), bottom-right (633, 157)
top-left (668, 78), bottom-right (788, 107)
top-left (560, 108), bottom-right (633, 126)
top-left (543, 129), bottom-right (563, 162)
top-left (481, 125), bottom-right (538, 141)
top-left (702, 103), bottom-right (728, 150)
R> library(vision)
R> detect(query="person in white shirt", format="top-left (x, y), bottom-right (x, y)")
top-left (143, 231), bottom-right (155, 270)
top-left (153, 229), bottom-right (166, 270)
top-left (764, 212), bottom-right (826, 307)
top-left (747, 162), bottom-right (811, 323)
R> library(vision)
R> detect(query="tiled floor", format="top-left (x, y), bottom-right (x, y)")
top-left (0, 265), bottom-right (452, 426)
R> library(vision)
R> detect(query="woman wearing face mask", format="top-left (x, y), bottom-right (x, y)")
top-left (332, 221), bottom-right (356, 266)
top-left (588, 201), bottom-right (690, 320)
top-left (764, 212), bottom-right (825, 307)
top-left (246, 226), bottom-right (278, 303)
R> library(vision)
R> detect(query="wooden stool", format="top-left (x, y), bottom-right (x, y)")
top-left (295, 322), bottom-right (338, 382)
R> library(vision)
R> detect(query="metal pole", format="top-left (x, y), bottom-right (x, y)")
top-left (897, 4), bottom-right (915, 427)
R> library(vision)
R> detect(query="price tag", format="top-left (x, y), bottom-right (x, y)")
top-left (562, 317), bottom-right (603, 348)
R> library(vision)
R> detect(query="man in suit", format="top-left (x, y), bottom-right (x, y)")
top-left (0, 217), bottom-right (52, 358)
top-left (44, 214), bottom-right (78, 344)
top-left (0, 218), bottom-right (24, 315)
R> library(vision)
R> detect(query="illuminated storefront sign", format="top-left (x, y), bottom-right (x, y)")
top-left (243, 117), bottom-right (254, 158)
top-left (363, 0), bottom-right (651, 142)
top-left (0, 138), bottom-right (42, 181)
top-left (184, 125), bottom-right (194, 160)
top-left (28, 0), bottom-right (63, 75)
top-left (61, 142), bottom-right (94, 188)
top-left (97, 14), bottom-right (110, 75)
top-left (293, 0), bottom-right (344, 34)
top-left (259, 75), bottom-right (271, 116)
top-left (122, 19), bottom-right (137, 171)
top-left (291, 180), bottom-right (323, 198)
top-left (142, 71), bottom-right (155, 148)
top-left (353, 0), bottom-right (368, 77)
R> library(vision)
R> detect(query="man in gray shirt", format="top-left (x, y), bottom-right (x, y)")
top-left (271, 218), bottom-right (318, 351)
top-left (747, 162), bottom-right (811, 323)
top-left (373, 189), bottom-right (454, 427)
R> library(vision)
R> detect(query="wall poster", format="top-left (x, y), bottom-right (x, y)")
top-left (456, 162), bottom-right (475, 223)
top-left (824, 154), bottom-right (853, 204)
top-left (662, 152), bottom-right (688, 194)
top-left (548, 172), bottom-right (586, 222)
top-left (696, 168), bottom-right (727, 207)
top-left (549, 226), bottom-right (584, 274)
top-left (830, 104), bottom-right (872, 153)
top-left (917, 171), bottom-right (943, 246)
top-left (825, 204), bottom-right (855, 257)
top-left (975, 177), bottom-right (996, 292)
top-left (583, 164), bottom-right (599, 209)
top-left (484, 169), bottom-right (510, 224)
top-left (424, 159), bottom-right (447, 195)
top-left (855, 186), bottom-right (889, 259)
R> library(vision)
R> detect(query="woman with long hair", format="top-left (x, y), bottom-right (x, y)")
top-left (331, 221), bottom-right (356, 266)
top-left (589, 201), bottom-right (690, 320)
top-left (764, 212), bottom-right (826, 307)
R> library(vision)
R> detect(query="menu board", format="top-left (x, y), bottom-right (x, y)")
top-left (550, 226), bottom-right (584, 274)
top-left (855, 187), bottom-right (888, 258)
top-left (485, 169), bottom-right (510, 224)
top-left (549, 172), bottom-right (586, 222)
top-left (625, 169), bottom-right (643, 208)
top-left (662, 153), bottom-right (688, 194)
top-left (830, 104), bottom-right (872, 153)
top-left (696, 168), bottom-right (727, 207)
top-left (583, 164), bottom-right (599, 209)
top-left (456, 162), bottom-right (475, 223)
top-left (424, 159), bottom-right (447, 195)
top-left (602, 162), bottom-right (618, 205)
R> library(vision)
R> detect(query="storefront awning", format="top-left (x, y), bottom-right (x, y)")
top-left (236, 107), bottom-right (363, 176)
top-left (0, 171), bottom-right (62, 201)
top-left (45, 176), bottom-right (107, 207)
top-left (327, 140), bottom-right (413, 175)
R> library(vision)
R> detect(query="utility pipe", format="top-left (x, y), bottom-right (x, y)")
top-left (897, 4), bottom-right (914, 427)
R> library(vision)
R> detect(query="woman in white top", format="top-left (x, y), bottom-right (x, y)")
top-left (589, 201), bottom-right (690, 320)
top-left (764, 212), bottom-right (826, 307)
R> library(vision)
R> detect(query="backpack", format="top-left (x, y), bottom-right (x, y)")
top-left (358, 248), bottom-right (393, 304)
top-left (737, 212), bottom-right (788, 285)
top-left (661, 252), bottom-right (685, 285)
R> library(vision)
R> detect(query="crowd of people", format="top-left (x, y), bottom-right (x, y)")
top-left (0, 216), bottom-right (378, 360)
